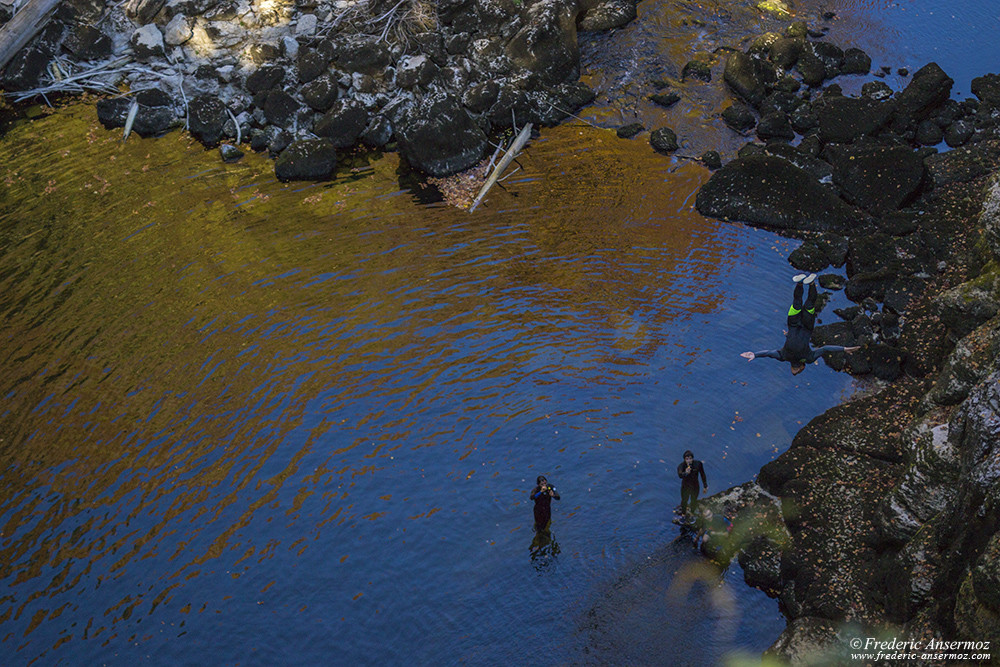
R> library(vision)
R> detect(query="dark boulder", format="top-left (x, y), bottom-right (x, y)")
top-left (789, 105), bottom-right (819, 133)
top-left (814, 96), bottom-right (894, 144)
top-left (577, 0), bottom-right (636, 32)
top-left (650, 127), bottom-right (678, 154)
top-left (462, 80), bottom-right (500, 114)
top-left (841, 47), bottom-right (871, 75)
top-left (394, 93), bottom-right (488, 176)
top-left (883, 277), bottom-right (926, 315)
top-left (246, 65), bottom-right (284, 94)
top-left (96, 97), bottom-right (132, 128)
top-left (724, 51), bottom-right (777, 108)
top-left (807, 41), bottom-right (844, 78)
top-left (861, 80), bottom-right (893, 100)
top-left (187, 95), bottom-right (229, 146)
top-left (617, 122), bottom-right (644, 139)
top-left (895, 62), bottom-right (954, 119)
top-left (944, 120), bottom-right (974, 148)
top-left (297, 48), bottom-right (329, 83)
top-left (334, 35), bottom-right (391, 74)
top-left (760, 91), bottom-right (800, 117)
top-left (133, 105), bottom-right (177, 136)
top-left (300, 73), bottom-right (339, 111)
top-left (505, 0), bottom-right (579, 86)
top-left (274, 138), bottom-right (338, 181)
top-left (360, 115), bottom-right (393, 148)
top-left (825, 144), bottom-right (925, 215)
top-left (682, 59), bottom-right (712, 82)
top-left (2, 46), bottom-right (50, 91)
top-left (870, 343), bottom-right (905, 381)
top-left (915, 119), bottom-right (944, 146)
top-left (135, 88), bottom-right (171, 107)
top-left (789, 240), bottom-right (831, 272)
top-left (649, 91), bottom-right (681, 108)
top-left (722, 102), bottom-right (756, 132)
top-left (314, 99), bottom-right (369, 148)
top-left (763, 143), bottom-right (833, 184)
top-left (262, 90), bottom-right (298, 127)
top-left (701, 151), bottom-right (722, 170)
top-left (62, 24), bottom-right (113, 60)
top-left (970, 73), bottom-right (1000, 105)
top-left (395, 54), bottom-right (438, 89)
top-left (247, 42), bottom-right (280, 64)
top-left (695, 155), bottom-right (868, 234)
top-left (796, 51), bottom-right (827, 87)
top-left (756, 111), bottom-right (794, 141)
top-left (768, 37), bottom-right (803, 69)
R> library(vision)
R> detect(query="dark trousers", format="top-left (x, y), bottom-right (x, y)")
top-left (788, 282), bottom-right (818, 331)
top-left (680, 483), bottom-right (700, 515)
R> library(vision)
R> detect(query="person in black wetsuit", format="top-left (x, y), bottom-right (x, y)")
top-left (741, 273), bottom-right (860, 375)
top-left (677, 450), bottom-right (707, 518)
top-left (530, 475), bottom-right (560, 532)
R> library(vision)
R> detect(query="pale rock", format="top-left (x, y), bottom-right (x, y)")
top-left (163, 13), bottom-right (193, 46)
top-left (130, 24), bottom-right (165, 62)
top-left (295, 13), bottom-right (318, 35)
top-left (281, 35), bottom-right (299, 60)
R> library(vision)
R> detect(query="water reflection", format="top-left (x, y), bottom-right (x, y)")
top-left (0, 85), bottom-right (855, 663)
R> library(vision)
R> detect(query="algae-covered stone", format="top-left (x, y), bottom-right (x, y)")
top-left (649, 127), bottom-right (678, 154)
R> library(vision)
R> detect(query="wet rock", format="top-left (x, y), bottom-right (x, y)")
top-left (764, 617), bottom-right (840, 664)
top-left (789, 105), bottom-right (818, 133)
top-left (701, 150), bottom-right (722, 170)
top-left (187, 95), bottom-right (229, 146)
top-left (935, 271), bottom-right (1000, 339)
top-left (246, 64), bottom-right (284, 94)
top-left (926, 317), bottom-right (1000, 407)
top-left (649, 127), bottom-right (678, 154)
top-left (695, 155), bottom-right (867, 234)
top-left (96, 97), bottom-right (132, 129)
top-left (360, 115), bottom-right (393, 148)
top-left (3, 46), bottom-right (49, 91)
top-left (63, 24), bottom-right (113, 60)
top-left (682, 59), bottom-right (712, 82)
top-left (795, 51), bottom-right (827, 87)
top-left (763, 142), bottom-right (833, 184)
top-left (814, 96), bottom-right (894, 143)
top-left (616, 122), bottom-right (644, 139)
top-left (314, 99), bottom-right (369, 148)
top-left (724, 51), bottom-right (777, 108)
top-left (756, 111), bottom-right (794, 141)
top-left (394, 92), bottom-right (488, 176)
top-left (576, 0), bottom-right (636, 32)
top-left (861, 80), bottom-right (893, 101)
top-left (300, 73), bottom-right (339, 112)
top-left (220, 143), bottom-right (244, 163)
top-left (649, 91), bottom-right (680, 108)
top-left (819, 274), bottom-right (845, 290)
top-left (505, 0), bottom-right (580, 86)
top-left (768, 37), bottom-right (803, 69)
top-left (789, 240), bottom-right (830, 272)
top-left (130, 24), bottom-right (165, 62)
top-left (841, 47), bottom-right (871, 75)
top-left (971, 73), bottom-right (1000, 106)
top-left (807, 41), bottom-right (844, 78)
top-left (274, 138), bottom-right (337, 181)
top-left (925, 142), bottom-right (1000, 188)
top-left (825, 143), bottom-right (925, 215)
top-left (132, 105), bottom-right (177, 136)
top-left (722, 102), bottom-right (756, 132)
top-left (760, 91), bottom-right (799, 116)
top-left (895, 62), bottom-right (954, 119)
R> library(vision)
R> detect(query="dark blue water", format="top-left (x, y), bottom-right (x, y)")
top-left (0, 1), bottom-right (989, 664)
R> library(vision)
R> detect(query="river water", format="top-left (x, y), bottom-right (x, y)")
top-left (0, 1), bottom-right (993, 665)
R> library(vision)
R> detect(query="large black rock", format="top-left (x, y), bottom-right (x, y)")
top-left (825, 144), bottom-right (925, 215)
top-left (724, 51), bottom-right (777, 108)
top-left (695, 155), bottom-right (867, 234)
top-left (814, 96), bottom-right (895, 143)
top-left (895, 62), bottom-right (953, 119)
top-left (394, 93), bottom-right (488, 176)
top-left (187, 95), bottom-right (229, 146)
top-left (274, 139), bottom-right (338, 182)
top-left (314, 99), bottom-right (369, 148)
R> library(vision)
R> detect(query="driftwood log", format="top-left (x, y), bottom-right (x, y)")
top-left (0, 0), bottom-right (62, 72)
top-left (469, 122), bottom-right (533, 213)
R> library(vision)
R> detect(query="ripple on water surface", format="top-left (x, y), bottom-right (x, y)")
top-left (0, 100), bottom-right (860, 664)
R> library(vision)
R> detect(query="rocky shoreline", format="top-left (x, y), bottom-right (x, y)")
top-left (686, 23), bottom-right (1000, 666)
top-left (1, 0), bottom-right (636, 180)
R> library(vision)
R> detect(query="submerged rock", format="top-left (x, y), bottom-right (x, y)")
top-left (274, 138), bottom-right (337, 181)
top-left (649, 127), bottom-right (678, 154)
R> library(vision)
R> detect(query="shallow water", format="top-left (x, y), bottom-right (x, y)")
top-left (0, 1), bottom-right (990, 664)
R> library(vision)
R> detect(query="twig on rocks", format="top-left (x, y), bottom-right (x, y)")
top-left (469, 122), bottom-right (533, 212)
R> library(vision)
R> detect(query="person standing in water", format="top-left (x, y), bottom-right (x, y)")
top-left (677, 450), bottom-right (707, 519)
top-left (530, 475), bottom-right (560, 532)
top-left (741, 274), bottom-right (860, 375)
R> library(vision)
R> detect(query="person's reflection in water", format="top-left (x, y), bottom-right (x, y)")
top-left (529, 475), bottom-right (561, 568)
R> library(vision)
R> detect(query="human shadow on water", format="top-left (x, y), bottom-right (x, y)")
top-left (573, 534), bottom-right (752, 666)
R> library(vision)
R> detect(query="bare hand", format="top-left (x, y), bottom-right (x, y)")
top-left (844, 346), bottom-right (861, 353)
top-left (740, 351), bottom-right (755, 361)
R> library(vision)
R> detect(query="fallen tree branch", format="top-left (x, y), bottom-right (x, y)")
top-left (469, 122), bottom-right (532, 213)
